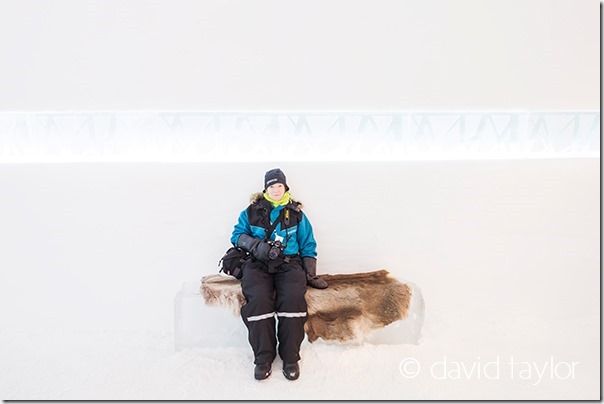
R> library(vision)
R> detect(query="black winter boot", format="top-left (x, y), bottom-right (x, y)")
top-left (302, 256), bottom-right (328, 289)
top-left (254, 363), bottom-right (272, 380)
top-left (282, 362), bottom-right (300, 380)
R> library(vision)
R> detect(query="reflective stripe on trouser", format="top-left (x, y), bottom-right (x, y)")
top-left (240, 257), bottom-right (308, 364)
top-left (246, 311), bottom-right (306, 322)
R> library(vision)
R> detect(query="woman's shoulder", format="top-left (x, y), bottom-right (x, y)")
top-left (249, 192), bottom-right (264, 204)
top-left (286, 199), bottom-right (303, 212)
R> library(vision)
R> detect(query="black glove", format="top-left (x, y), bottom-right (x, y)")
top-left (237, 234), bottom-right (272, 262)
top-left (302, 256), bottom-right (328, 289)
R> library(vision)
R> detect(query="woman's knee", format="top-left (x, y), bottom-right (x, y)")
top-left (275, 280), bottom-right (307, 307)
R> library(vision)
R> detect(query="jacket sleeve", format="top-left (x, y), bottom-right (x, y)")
top-left (230, 209), bottom-right (251, 246)
top-left (297, 212), bottom-right (317, 258)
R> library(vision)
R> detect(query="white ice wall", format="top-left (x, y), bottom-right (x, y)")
top-left (0, 0), bottom-right (598, 111)
top-left (0, 160), bottom-right (598, 336)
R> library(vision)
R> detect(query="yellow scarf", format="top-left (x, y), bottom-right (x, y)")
top-left (263, 191), bottom-right (291, 207)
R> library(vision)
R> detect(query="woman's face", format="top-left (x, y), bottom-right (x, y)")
top-left (267, 183), bottom-right (286, 200)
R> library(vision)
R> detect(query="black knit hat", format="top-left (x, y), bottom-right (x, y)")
top-left (264, 168), bottom-right (289, 191)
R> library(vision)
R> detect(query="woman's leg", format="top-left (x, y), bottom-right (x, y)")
top-left (240, 259), bottom-right (277, 365)
top-left (274, 258), bottom-right (308, 363)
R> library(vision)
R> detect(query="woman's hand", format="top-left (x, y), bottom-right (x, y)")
top-left (237, 234), bottom-right (272, 262)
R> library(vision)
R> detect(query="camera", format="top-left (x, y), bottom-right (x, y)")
top-left (267, 240), bottom-right (285, 260)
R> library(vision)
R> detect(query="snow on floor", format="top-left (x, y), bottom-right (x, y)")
top-left (0, 306), bottom-right (598, 400)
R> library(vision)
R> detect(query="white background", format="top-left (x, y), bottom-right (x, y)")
top-left (0, 0), bottom-right (598, 111)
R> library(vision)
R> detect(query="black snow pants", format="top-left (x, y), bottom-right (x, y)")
top-left (240, 255), bottom-right (308, 365)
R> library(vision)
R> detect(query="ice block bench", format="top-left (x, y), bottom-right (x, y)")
top-left (173, 269), bottom-right (425, 350)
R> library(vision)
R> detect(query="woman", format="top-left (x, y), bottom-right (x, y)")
top-left (230, 168), bottom-right (327, 381)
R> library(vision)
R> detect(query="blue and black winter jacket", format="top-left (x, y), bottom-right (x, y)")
top-left (230, 192), bottom-right (317, 258)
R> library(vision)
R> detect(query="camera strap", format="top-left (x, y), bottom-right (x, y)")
top-left (263, 208), bottom-right (286, 242)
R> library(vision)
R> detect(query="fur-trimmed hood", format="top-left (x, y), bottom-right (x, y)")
top-left (249, 191), bottom-right (303, 211)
